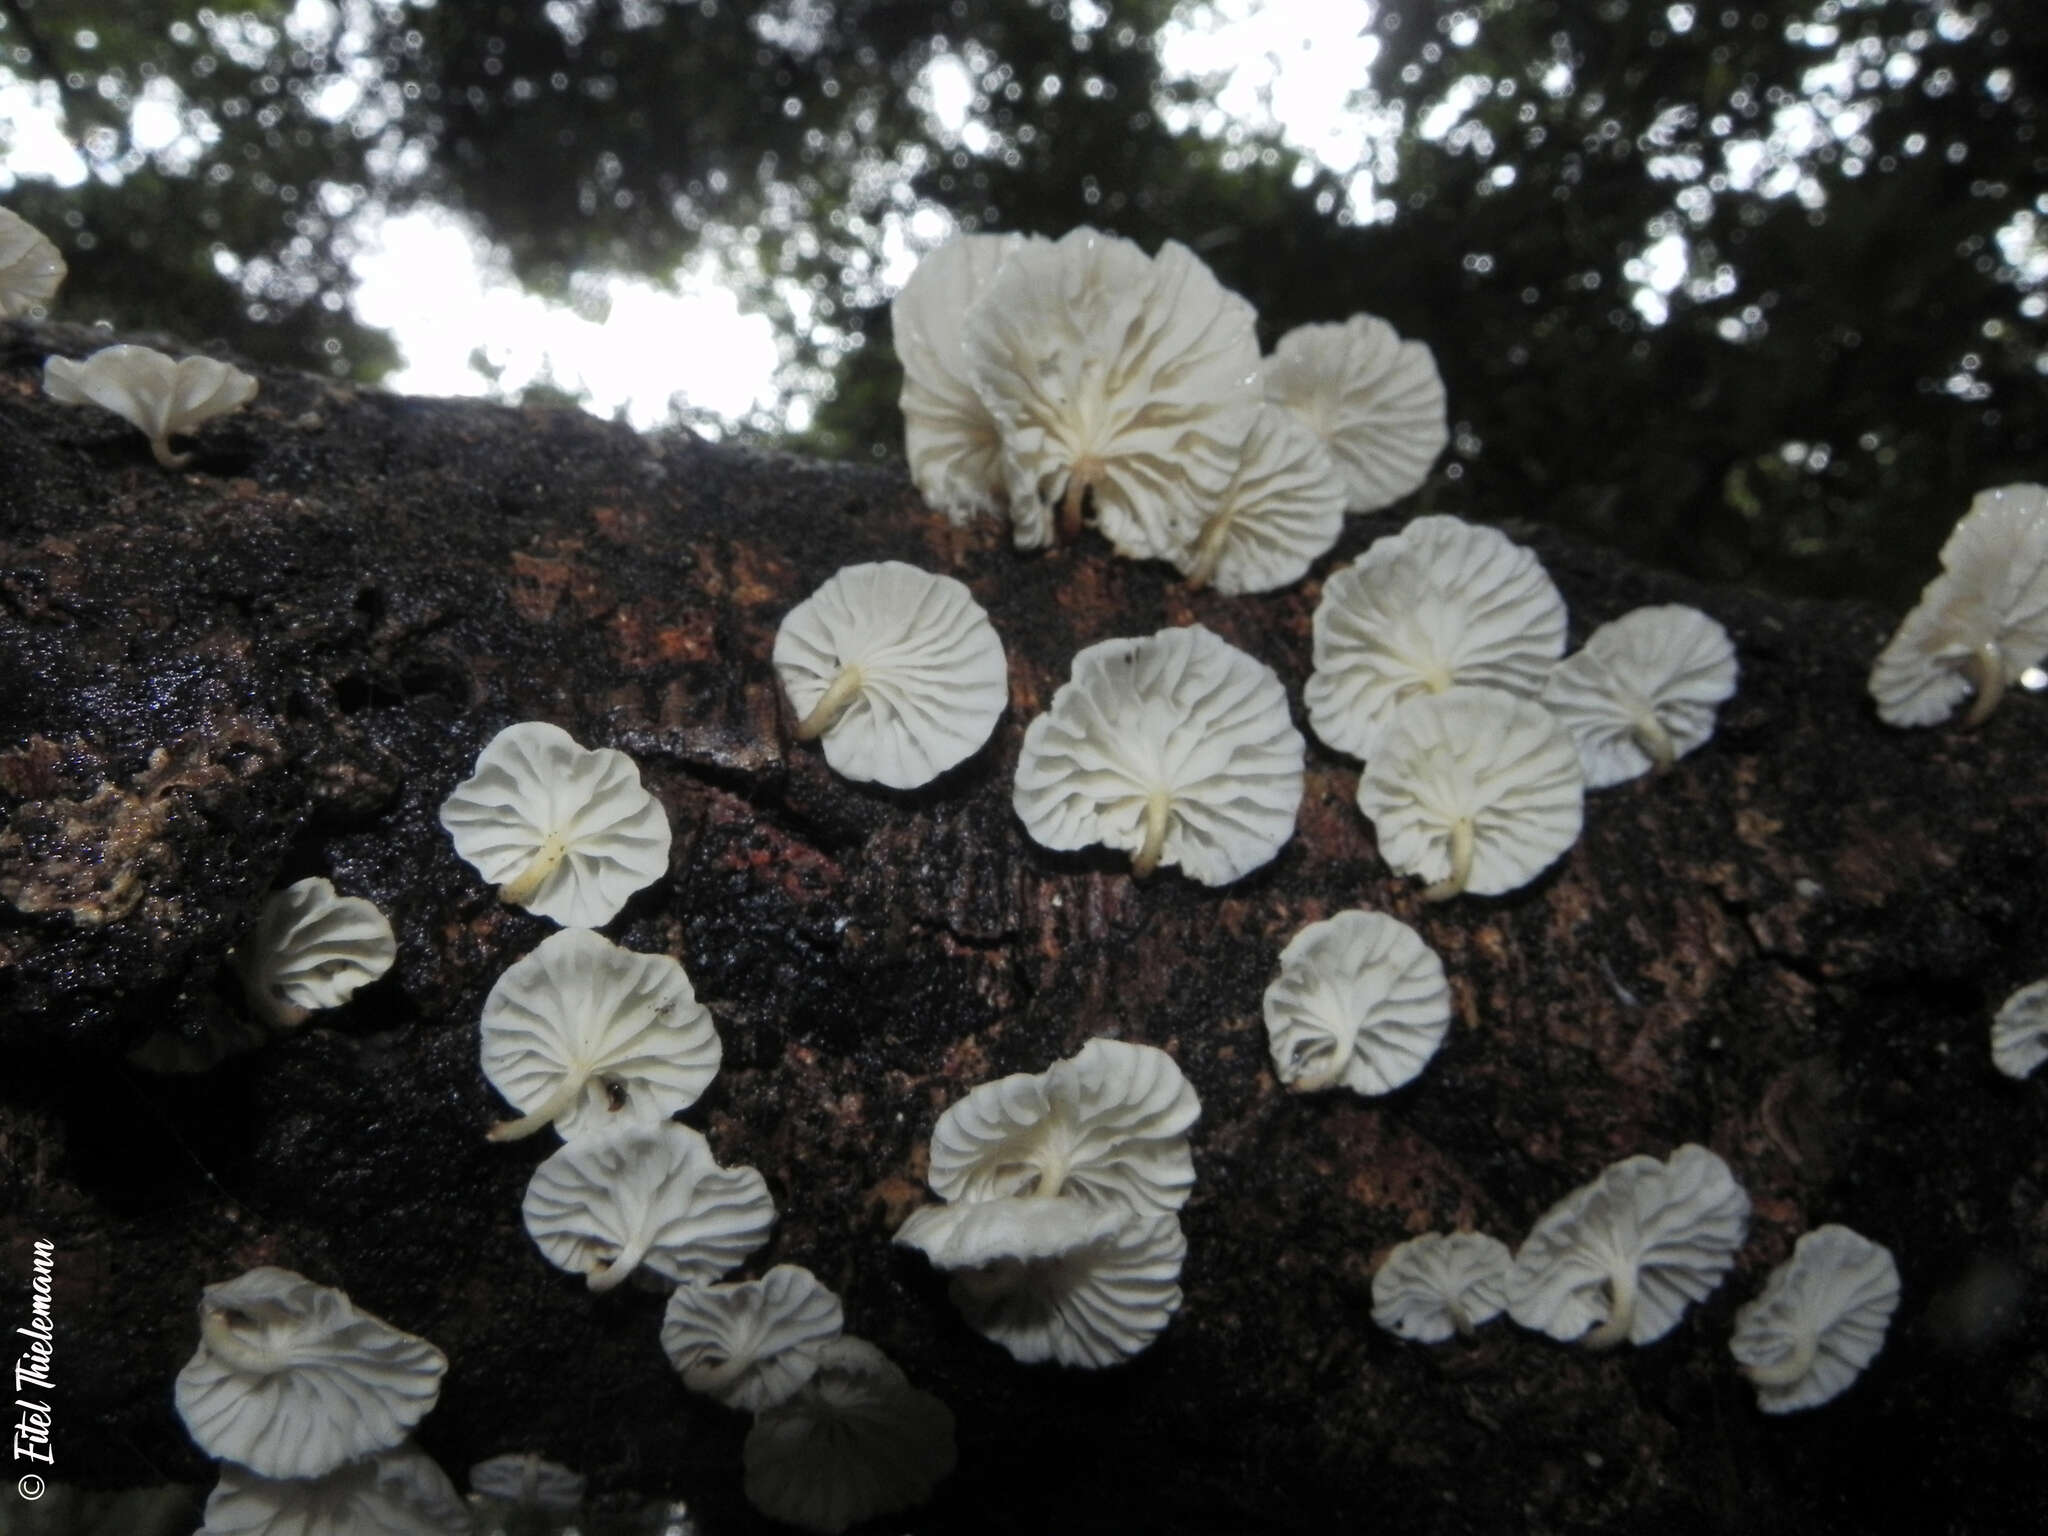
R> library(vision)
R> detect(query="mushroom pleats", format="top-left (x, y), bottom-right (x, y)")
top-left (231, 877), bottom-right (396, 1031)
top-left (43, 343), bottom-right (257, 467)
top-left (1262, 910), bottom-right (1451, 1094)
top-left (1729, 1224), bottom-right (1900, 1413)
top-left (1992, 978), bottom-right (2048, 1080)
top-left (1372, 1232), bottom-right (1513, 1343)
top-left (199, 1443), bottom-right (471, 1536)
top-left (1540, 604), bottom-right (1739, 786)
top-left (661, 1264), bottom-right (847, 1413)
top-left (1261, 312), bottom-right (1449, 514)
top-left (0, 206), bottom-right (66, 316)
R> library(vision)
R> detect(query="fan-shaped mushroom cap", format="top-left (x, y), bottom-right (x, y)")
top-left (1013, 624), bottom-right (1304, 885)
top-left (43, 344), bottom-right (257, 468)
top-left (894, 232), bottom-right (1036, 520)
top-left (200, 1444), bottom-right (471, 1536)
top-left (742, 1337), bottom-right (955, 1536)
top-left (479, 926), bottom-right (721, 1142)
top-left (1992, 978), bottom-right (2048, 1080)
top-left (1541, 604), bottom-right (1739, 787)
top-left (946, 1209), bottom-right (1187, 1367)
top-left (439, 721), bottom-right (670, 927)
top-left (1371, 1231), bottom-right (1513, 1343)
top-left (1261, 313), bottom-right (1449, 513)
top-left (173, 1266), bottom-right (446, 1480)
top-left (660, 1263), bottom-right (846, 1413)
top-left (1507, 1144), bottom-right (1750, 1348)
top-left (522, 1122), bottom-right (774, 1292)
top-left (231, 877), bottom-right (396, 1030)
top-left (1171, 403), bottom-right (1347, 594)
top-left (1262, 910), bottom-right (1451, 1094)
top-left (1869, 483), bottom-right (2048, 727)
top-left (0, 207), bottom-right (65, 316)
top-left (1729, 1224), bottom-right (1900, 1413)
top-left (962, 226), bottom-right (1261, 554)
top-left (468, 1452), bottom-right (586, 1512)
top-left (773, 561), bottom-right (1008, 788)
top-left (1356, 686), bottom-right (1584, 901)
top-left (1305, 514), bottom-right (1568, 759)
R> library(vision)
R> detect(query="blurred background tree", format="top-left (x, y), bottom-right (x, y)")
top-left (0, 0), bottom-right (2039, 600)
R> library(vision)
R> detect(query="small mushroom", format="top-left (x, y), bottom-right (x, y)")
top-left (1730, 1224), bottom-right (1901, 1413)
top-left (43, 344), bottom-right (257, 467)
top-left (521, 1122), bottom-right (774, 1292)
top-left (1261, 313), bottom-right (1448, 513)
top-left (478, 926), bottom-right (722, 1142)
top-left (660, 1263), bottom-right (846, 1412)
top-left (0, 207), bottom-right (66, 316)
top-left (773, 561), bottom-right (1008, 788)
top-left (742, 1337), bottom-right (955, 1536)
top-left (1507, 1144), bottom-right (1750, 1349)
top-left (1170, 403), bottom-right (1347, 595)
top-left (1991, 978), bottom-right (2048, 1080)
top-left (1371, 1232), bottom-right (1513, 1343)
top-left (1540, 604), bottom-right (1739, 786)
top-left (1263, 910), bottom-right (1450, 1094)
top-left (1356, 686), bottom-right (1585, 902)
top-left (200, 1443), bottom-right (472, 1536)
top-left (438, 721), bottom-right (671, 927)
top-left (231, 877), bottom-right (396, 1031)
top-left (1013, 624), bottom-right (1305, 885)
top-left (173, 1266), bottom-right (446, 1480)
top-left (1868, 483), bottom-right (2048, 727)
top-left (468, 1451), bottom-right (586, 1514)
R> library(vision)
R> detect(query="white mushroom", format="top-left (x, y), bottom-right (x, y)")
top-left (772, 561), bottom-right (1008, 788)
top-left (660, 1263), bottom-right (846, 1412)
top-left (1262, 910), bottom-right (1451, 1094)
top-left (962, 226), bottom-right (1261, 554)
top-left (1991, 978), bottom-right (2048, 1080)
top-left (945, 1208), bottom-right (1188, 1367)
top-left (1356, 685), bottom-right (1584, 902)
top-left (1869, 483), bottom-right (2048, 727)
top-left (895, 1191), bottom-right (1126, 1270)
top-left (468, 1452), bottom-right (586, 1513)
top-left (1013, 624), bottom-right (1304, 885)
top-left (1540, 605), bottom-right (1739, 786)
top-left (1304, 514), bottom-right (1568, 760)
top-left (742, 1337), bottom-right (955, 1536)
top-left (200, 1444), bottom-right (472, 1536)
top-left (478, 926), bottom-right (722, 1142)
top-left (1507, 1144), bottom-right (1751, 1349)
top-left (0, 207), bottom-right (66, 316)
top-left (43, 344), bottom-right (257, 468)
top-left (231, 877), bottom-right (396, 1030)
top-left (1371, 1231), bottom-right (1513, 1343)
top-left (1170, 403), bottom-right (1347, 595)
top-left (1261, 313), bottom-right (1449, 513)
top-left (173, 1266), bottom-right (446, 1480)
top-left (438, 721), bottom-right (671, 927)
top-left (893, 231), bottom-right (1036, 520)
top-left (1729, 1224), bottom-right (1900, 1414)
top-left (521, 1122), bottom-right (774, 1292)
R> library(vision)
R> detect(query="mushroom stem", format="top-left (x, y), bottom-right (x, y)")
top-left (589, 1229), bottom-right (652, 1293)
top-left (487, 1070), bottom-right (588, 1143)
top-left (499, 832), bottom-right (568, 908)
top-left (1581, 1263), bottom-right (1638, 1350)
top-left (1183, 512), bottom-right (1233, 590)
top-left (1630, 711), bottom-right (1677, 773)
top-left (151, 434), bottom-right (193, 470)
top-left (1448, 1300), bottom-right (1476, 1341)
top-left (1739, 1331), bottom-right (1818, 1389)
top-left (795, 664), bottom-right (866, 741)
top-left (1422, 817), bottom-right (1475, 903)
top-left (1058, 461), bottom-right (1098, 542)
top-left (200, 1307), bottom-right (283, 1375)
top-left (1962, 639), bottom-right (2006, 728)
top-left (1131, 790), bottom-right (1173, 878)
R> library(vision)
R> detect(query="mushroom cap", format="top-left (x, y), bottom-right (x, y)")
top-left (946, 1209), bottom-right (1187, 1367)
top-left (742, 1337), bottom-right (956, 1536)
top-left (1305, 514), bottom-right (1568, 759)
top-left (200, 1444), bottom-right (471, 1536)
top-left (1356, 686), bottom-right (1585, 898)
top-left (173, 1266), bottom-right (446, 1480)
top-left (660, 1263), bottom-right (847, 1413)
top-left (893, 232), bottom-right (1035, 521)
top-left (1540, 604), bottom-right (1739, 787)
top-left (1262, 910), bottom-right (1452, 1095)
top-left (1371, 1231), bottom-right (1513, 1343)
top-left (923, 1037), bottom-right (1200, 1215)
top-left (479, 926), bottom-right (722, 1141)
top-left (232, 877), bottom-right (396, 1030)
top-left (962, 226), bottom-right (1261, 555)
top-left (772, 561), bottom-right (1008, 788)
top-left (467, 1452), bottom-right (586, 1510)
top-left (1992, 978), bottom-right (2048, 1080)
top-left (439, 721), bottom-right (671, 927)
top-left (1869, 483), bottom-right (2048, 726)
top-left (1170, 402), bottom-right (1348, 595)
top-left (522, 1122), bottom-right (774, 1291)
top-left (896, 1193), bottom-right (1128, 1270)
top-left (1261, 313), bottom-right (1449, 513)
top-left (1729, 1224), bottom-right (1900, 1414)
top-left (1013, 624), bottom-right (1305, 885)
top-left (0, 207), bottom-right (66, 316)
top-left (1507, 1144), bottom-right (1751, 1347)
top-left (43, 344), bottom-right (257, 451)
